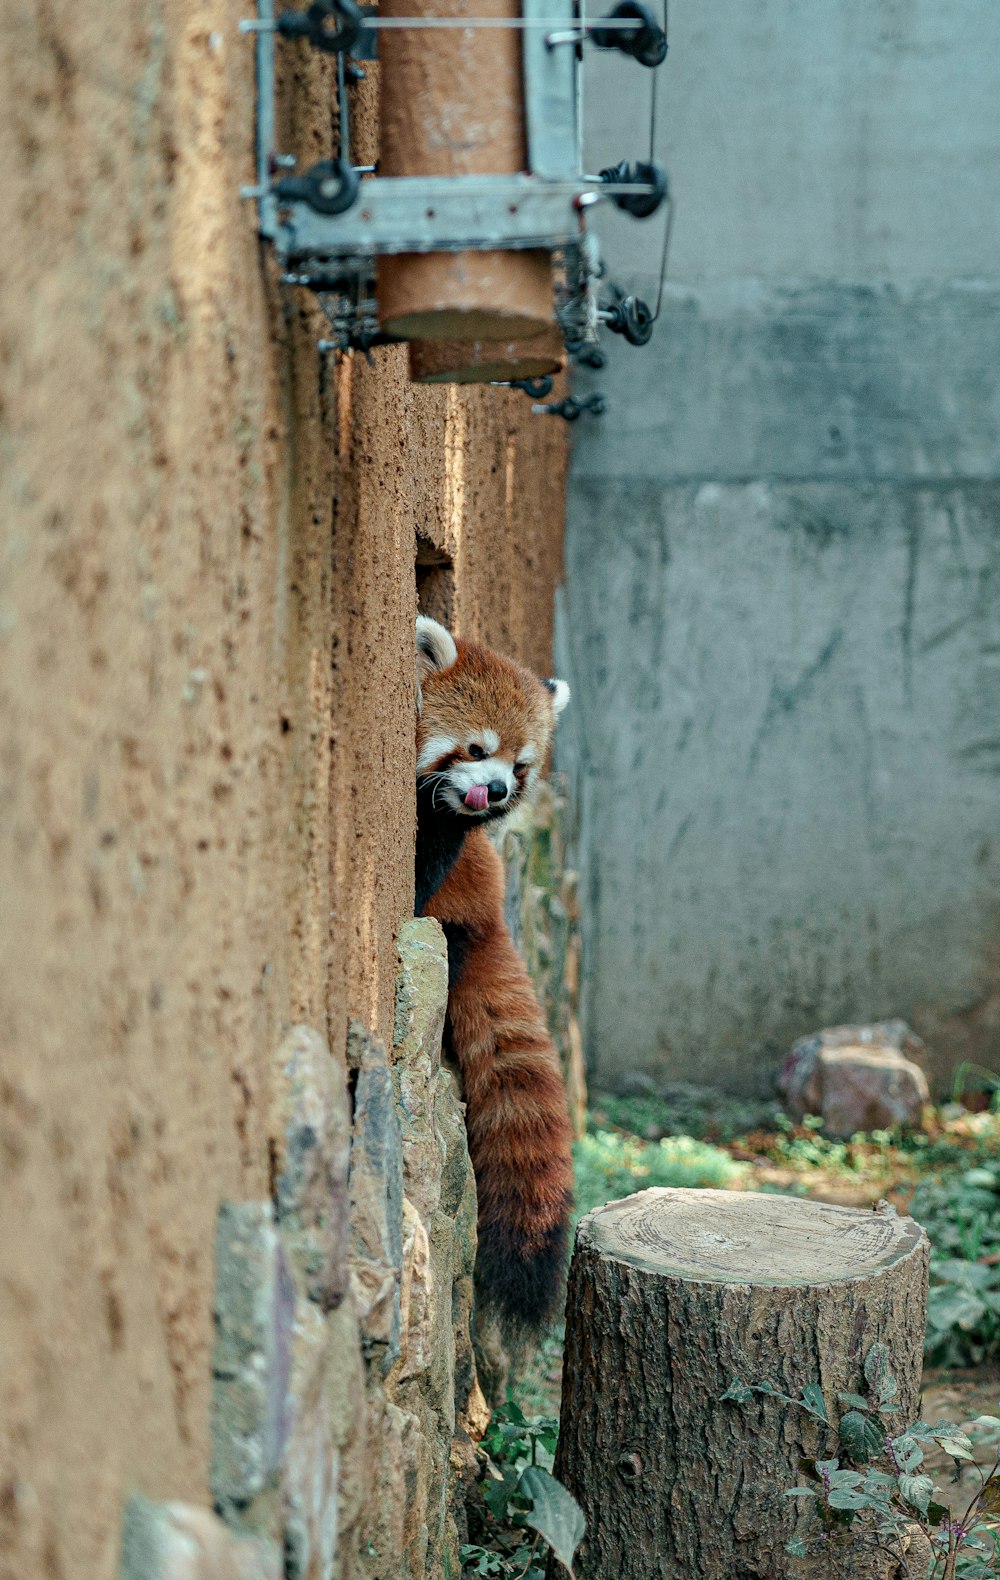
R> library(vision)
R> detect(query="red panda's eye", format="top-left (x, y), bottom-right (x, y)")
top-left (468, 743), bottom-right (486, 760)
top-left (514, 761), bottom-right (528, 774)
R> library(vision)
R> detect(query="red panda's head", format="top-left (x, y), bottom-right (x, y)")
top-left (415, 616), bottom-right (569, 822)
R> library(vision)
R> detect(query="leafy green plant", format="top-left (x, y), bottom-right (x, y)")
top-left (767, 1112), bottom-right (885, 1177)
top-left (724, 1344), bottom-right (1000, 1576)
top-left (463, 1398), bottom-right (584, 1580)
top-left (592, 1087), bottom-right (781, 1143)
top-left (909, 1168), bottom-right (1000, 1366)
top-left (573, 1128), bottom-right (745, 1221)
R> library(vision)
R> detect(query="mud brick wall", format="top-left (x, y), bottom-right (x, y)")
top-left (0, 1), bottom-right (568, 1575)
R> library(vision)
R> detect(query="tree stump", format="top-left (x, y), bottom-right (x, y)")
top-left (555, 1188), bottom-right (929, 1580)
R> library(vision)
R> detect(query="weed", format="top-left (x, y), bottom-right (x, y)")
top-left (463, 1397), bottom-right (583, 1580)
top-left (908, 1167), bottom-right (1000, 1367)
top-left (573, 1128), bottom-right (745, 1222)
top-left (592, 1085), bottom-right (781, 1143)
top-left (724, 1344), bottom-right (1000, 1576)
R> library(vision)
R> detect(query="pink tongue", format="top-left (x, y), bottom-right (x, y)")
top-left (464, 785), bottom-right (489, 811)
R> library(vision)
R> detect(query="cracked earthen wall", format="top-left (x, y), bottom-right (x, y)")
top-left (0, 3), bottom-right (566, 1575)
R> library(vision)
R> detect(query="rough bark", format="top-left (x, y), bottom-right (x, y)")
top-left (555, 1188), bottom-right (929, 1580)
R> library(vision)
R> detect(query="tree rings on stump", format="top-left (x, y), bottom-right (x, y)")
top-left (555, 1187), bottom-right (929, 1580)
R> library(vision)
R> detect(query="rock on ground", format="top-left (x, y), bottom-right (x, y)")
top-left (779, 1021), bottom-right (930, 1137)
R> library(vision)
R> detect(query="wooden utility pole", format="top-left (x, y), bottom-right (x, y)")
top-left (556, 1188), bottom-right (928, 1580)
top-left (378, 0), bottom-right (555, 343)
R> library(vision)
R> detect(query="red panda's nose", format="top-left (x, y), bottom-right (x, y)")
top-left (487, 780), bottom-right (508, 803)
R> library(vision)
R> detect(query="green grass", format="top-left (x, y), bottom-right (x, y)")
top-left (573, 1127), bottom-right (746, 1222)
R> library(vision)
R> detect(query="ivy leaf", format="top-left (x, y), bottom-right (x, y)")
top-left (907, 1420), bottom-right (937, 1443)
top-left (934, 1430), bottom-right (975, 1462)
top-left (785, 1537), bottom-right (808, 1557)
top-left (978, 1479), bottom-right (1000, 1515)
top-left (860, 1476), bottom-right (893, 1505)
top-left (837, 1392), bottom-right (870, 1412)
top-left (483, 1466), bottom-right (522, 1521)
top-left (801, 1384), bottom-right (828, 1422)
top-left (503, 1395), bottom-right (528, 1427)
top-left (892, 1434), bottom-right (924, 1472)
top-left (839, 1410), bottom-right (885, 1463)
top-left (721, 1380), bottom-right (753, 1405)
top-left (827, 1469), bottom-right (863, 1487)
top-left (827, 1487), bottom-right (867, 1510)
top-left (863, 1343), bottom-right (892, 1396)
top-left (517, 1468), bottom-right (585, 1577)
top-left (756, 1381), bottom-right (794, 1405)
top-left (815, 1458), bottom-right (840, 1476)
top-left (927, 1289), bottom-right (987, 1330)
top-left (898, 1474), bottom-right (934, 1513)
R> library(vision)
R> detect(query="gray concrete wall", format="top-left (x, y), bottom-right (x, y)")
top-left (561, 1), bottom-right (1000, 1096)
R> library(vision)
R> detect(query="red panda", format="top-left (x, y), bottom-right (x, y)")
top-left (414, 615), bottom-right (574, 1339)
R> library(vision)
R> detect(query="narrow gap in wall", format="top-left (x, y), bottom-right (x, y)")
top-left (416, 533), bottom-right (455, 628)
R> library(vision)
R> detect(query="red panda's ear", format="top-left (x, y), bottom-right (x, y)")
top-left (416, 616), bottom-right (458, 708)
top-left (543, 677), bottom-right (570, 717)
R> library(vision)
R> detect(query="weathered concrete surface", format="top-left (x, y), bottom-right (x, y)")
top-left (570, 283), bottom-right (1000, 488)
top-left (562, 475), bottom-right (1000, 1094)
top-left (562, 1), bottom-right (1000, 1097)
top-left (582, 0), bottom-right (1000, 285)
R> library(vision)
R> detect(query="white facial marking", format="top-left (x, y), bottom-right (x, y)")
top-left (516, 744), bottom-right (536, 765)
top-left (417, 734), bottom-right (458, 772)
top-left (482, 730), bottom-right (500, 755)
top-left (446, 755), bottom-right (516, 814)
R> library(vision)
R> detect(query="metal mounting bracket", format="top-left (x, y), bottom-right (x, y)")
top-left (239, 0), bottom-right (668, 368)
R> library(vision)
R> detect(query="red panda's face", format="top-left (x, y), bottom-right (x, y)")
top-left (415, 616), bottom-right (569, 821)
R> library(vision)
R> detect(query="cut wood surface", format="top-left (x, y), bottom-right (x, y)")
top-left (409, 332), bottom-right (563, 384)
top-left (555, 1187), bottom-right (929, 1580)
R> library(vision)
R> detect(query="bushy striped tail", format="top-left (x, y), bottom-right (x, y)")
top-left (446, 931), bottom-right (574, 1331)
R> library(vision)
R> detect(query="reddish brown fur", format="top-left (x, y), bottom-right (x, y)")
top-left (416, 632), bottom-right (574, 1331)
top-left (425, 831), bottom-right (574, 1322)
top-left (418, 639), bottom-right (554, 769)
